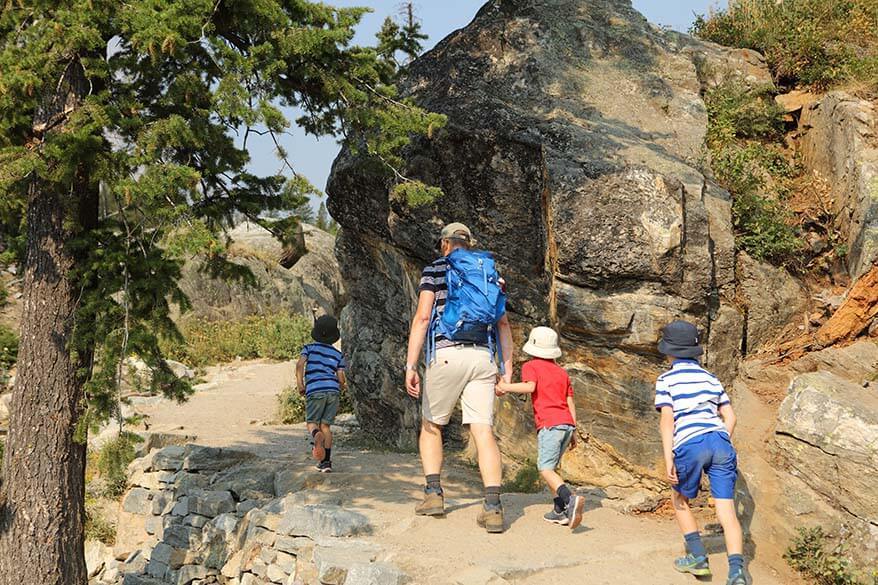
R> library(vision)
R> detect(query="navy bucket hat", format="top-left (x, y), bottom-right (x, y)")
top-left (658, 320), bottom-right (703, 359)
top-left (311, 315), bottom-right (340, 345)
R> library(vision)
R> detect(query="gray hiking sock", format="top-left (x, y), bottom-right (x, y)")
top-left (485, 485), bottom-right (501, 507)
top-left (425, 474), bottom-right (442, 494)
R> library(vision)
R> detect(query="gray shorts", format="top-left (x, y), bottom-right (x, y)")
top-left (306, 391), bottom-right (340, 424)
top-left (537, 425), bottom-right (575, 470)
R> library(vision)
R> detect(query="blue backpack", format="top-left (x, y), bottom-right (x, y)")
top-left (426, 248), bottom-right (507, 371)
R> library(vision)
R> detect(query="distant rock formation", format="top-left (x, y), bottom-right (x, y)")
top-left (177, 222), bottom-right (346, 323)
top-left (327, 0), bottom-right (772, 488)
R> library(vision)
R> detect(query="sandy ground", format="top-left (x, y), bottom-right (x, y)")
top-left (135, 360), bottom-right (797, 585)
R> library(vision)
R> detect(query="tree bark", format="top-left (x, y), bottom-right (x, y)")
top-left (0, 58), bottom-right (94, 585)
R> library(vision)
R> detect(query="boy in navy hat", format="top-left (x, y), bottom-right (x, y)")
top-left (297, 315), bottom-right (346, 472)
top-left (654, 320), bottom-right (747, 585)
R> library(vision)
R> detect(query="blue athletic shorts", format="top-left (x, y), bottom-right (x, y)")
top-left (537, 425), bottom-right (575, 471)
top-left (673, 431), bottom-right (738, 499)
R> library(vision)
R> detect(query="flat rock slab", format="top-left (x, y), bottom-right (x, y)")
top-left (275, 504), bottom-right (371, 539)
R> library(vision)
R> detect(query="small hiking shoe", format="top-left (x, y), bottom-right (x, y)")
top-left (316, 461), bottom-right (332, 473)
top-left (311, 431), bottom-right (326, 461)
top-left (726, 570), bottom-right (748, 585)
top-left (565, 494), bottom-right (585, 530)
top-left (476, 505), bottom-right (505, 534)
top-left (674, 554), bottom-right (712, 577)
top-left (543, 508), bottom-right (569, 525)
top-left (415, 490), bottom-right (445, 516)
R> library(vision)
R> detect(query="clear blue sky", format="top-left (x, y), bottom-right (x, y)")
top-left (245, 1), bottom-right (725, 214)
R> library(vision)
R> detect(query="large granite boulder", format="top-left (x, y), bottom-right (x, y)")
top-left (176, 222), bottom-right (346, 321)
top-left (327, 0), bottom-right (770, 482)
top-left (800, 92), bottom-right (878, 279)
top-left (775, 371), bottom-right (878, 566)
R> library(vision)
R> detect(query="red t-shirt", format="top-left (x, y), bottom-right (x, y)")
top-left (521, 358), bottom-right (575, 430)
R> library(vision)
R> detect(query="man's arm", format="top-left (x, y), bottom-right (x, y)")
top-left (659, 406), bottom-right (677, 484)
top-left (496, 313), bottom-right (513, 383)
top-left (296, 356), bottom-right (306, 395)
top-left (566, 394), bottom-right (578, 450)
top-left (719, 403), bottom-right (736, 436)
top-left (405, 290), bottom-right (435, 398)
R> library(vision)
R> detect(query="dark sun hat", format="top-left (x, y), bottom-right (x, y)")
top-left (658, 320), bottom-right (703, 358)
top-left (311, 315), bottom-right (340, 345)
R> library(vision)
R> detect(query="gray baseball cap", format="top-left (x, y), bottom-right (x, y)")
top-left (439, 222), bottom-right (473, 244)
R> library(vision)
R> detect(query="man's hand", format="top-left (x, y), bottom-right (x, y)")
top-left (405, 369), bottom-right (421, 398)
top-left (666, 459), bottom-right (678, 485)
top-left (494, 380), bottom-right (508, 397)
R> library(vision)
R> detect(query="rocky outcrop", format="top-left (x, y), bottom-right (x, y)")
top-left (737, 252), bottom-right (810, 353)
top-left (328, 0), bottom-right (768, 483)
top-left (177, 223), bottom-right (345, 322)
top-left (94, 445), bottom-right (405, 585)
top-left (774, 371), bottom-right (878, 566)
top-left (800, 92), bottom-right (878, 279)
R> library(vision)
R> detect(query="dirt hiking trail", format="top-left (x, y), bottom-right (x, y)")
top-left (135, 360), bottom-right (799, 585)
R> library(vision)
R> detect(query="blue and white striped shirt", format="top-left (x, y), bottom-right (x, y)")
top-left (654, 359), bottom-right (730, 450)
top-left (301, 343), bottom-right (346, 395)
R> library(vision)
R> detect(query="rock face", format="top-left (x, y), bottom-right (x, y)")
top-left (800, 92), bottom-right (878, 279)
top-left (775, 371), bottom-right (878, 566)
top-left (328, 0), bottom-right (768, 481)
top-left (177, 222), bottom-right (346, 322)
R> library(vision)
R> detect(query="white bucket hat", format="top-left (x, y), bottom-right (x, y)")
top-left (522, 326), bottom-right (562, 359)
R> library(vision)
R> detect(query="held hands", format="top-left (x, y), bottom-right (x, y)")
top-left (494, 378), bottom-right (508, 397)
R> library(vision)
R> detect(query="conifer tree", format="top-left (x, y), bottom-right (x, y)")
top-left (0, 2), bottom-right (444, 583)
top-left (316, 201), bottom-right (330, 231)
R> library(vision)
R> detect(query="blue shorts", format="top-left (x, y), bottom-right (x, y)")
top-left (537, 425), bottom-right (575, 471)
top-left (673, 431), bottom-right (738, 499)
top-left (305, 391), bottom-right (340, 425)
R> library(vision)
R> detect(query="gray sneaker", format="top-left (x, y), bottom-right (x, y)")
top-left (565, 494), bottom-right (585, 529)
top-left (726, 570), bottom-right (748, 585)
top-left (543, 508), bottom-right (569, 525)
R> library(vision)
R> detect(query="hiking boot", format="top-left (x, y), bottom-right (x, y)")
top-left (311, 431), bottom-right (326, 461)
top-left (543, 508), bottom-right (569, 525)
top-left (565, 494), bottom-right (585, 530)
top-left (316, 461), bottom-right (332, 473)
top-left (415, 490), bottom-right (445, 516)
top-left (674, 554), bottom-right (712, 577)
top-left (476, 505), bottom-right (505, 533)
top-left (726, 570), bottom-right (748, 585)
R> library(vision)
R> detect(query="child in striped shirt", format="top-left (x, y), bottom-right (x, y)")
top-left (297, 315), bottom-right (346, 473)
top-left (654, 320), bottom-right (747, 585)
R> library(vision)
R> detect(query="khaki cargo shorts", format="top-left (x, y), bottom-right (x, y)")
top-left (423, 345), bottom-right (498, 426)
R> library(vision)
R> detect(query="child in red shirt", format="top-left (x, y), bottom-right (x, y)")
top-left (496, 326), bottom-right (584, 529)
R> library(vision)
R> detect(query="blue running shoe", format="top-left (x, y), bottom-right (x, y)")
top-left (726, 569), bottom-right (748, 585)
top-left (674, 554), bottom-right (711, 577)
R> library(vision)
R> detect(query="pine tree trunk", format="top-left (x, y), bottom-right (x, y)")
top-left (0, 59), bottom-right (94, 585)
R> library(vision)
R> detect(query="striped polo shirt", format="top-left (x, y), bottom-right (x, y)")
top-left (654, 359), bottom-right (730, 450)
top-left (418, 257), bottom-right (456, 350)
top-left (301, 342), bottom-right (346, 395)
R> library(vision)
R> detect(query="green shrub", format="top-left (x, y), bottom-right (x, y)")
top-left (85, 496), bottom-right (117, 545)
top-left (704, 81), bottom-right (803, 264)
top-left (163, 314), bottom-right (311, 367)
top-left (692, 0), bottom-right (878, 89)
top-left (0, 323), bottom-right (18, 372)
top-left (277, 385), bottom-right (306, 424)
top-left (784, 526), bottom-right (862, 585)
top-left (95, 432), bottom-right (142, 498)
top-left (502, 459), bottom-right (544, 494)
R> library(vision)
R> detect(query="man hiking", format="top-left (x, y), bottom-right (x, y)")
top-left (404, 222), bottom-right (514, 533)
